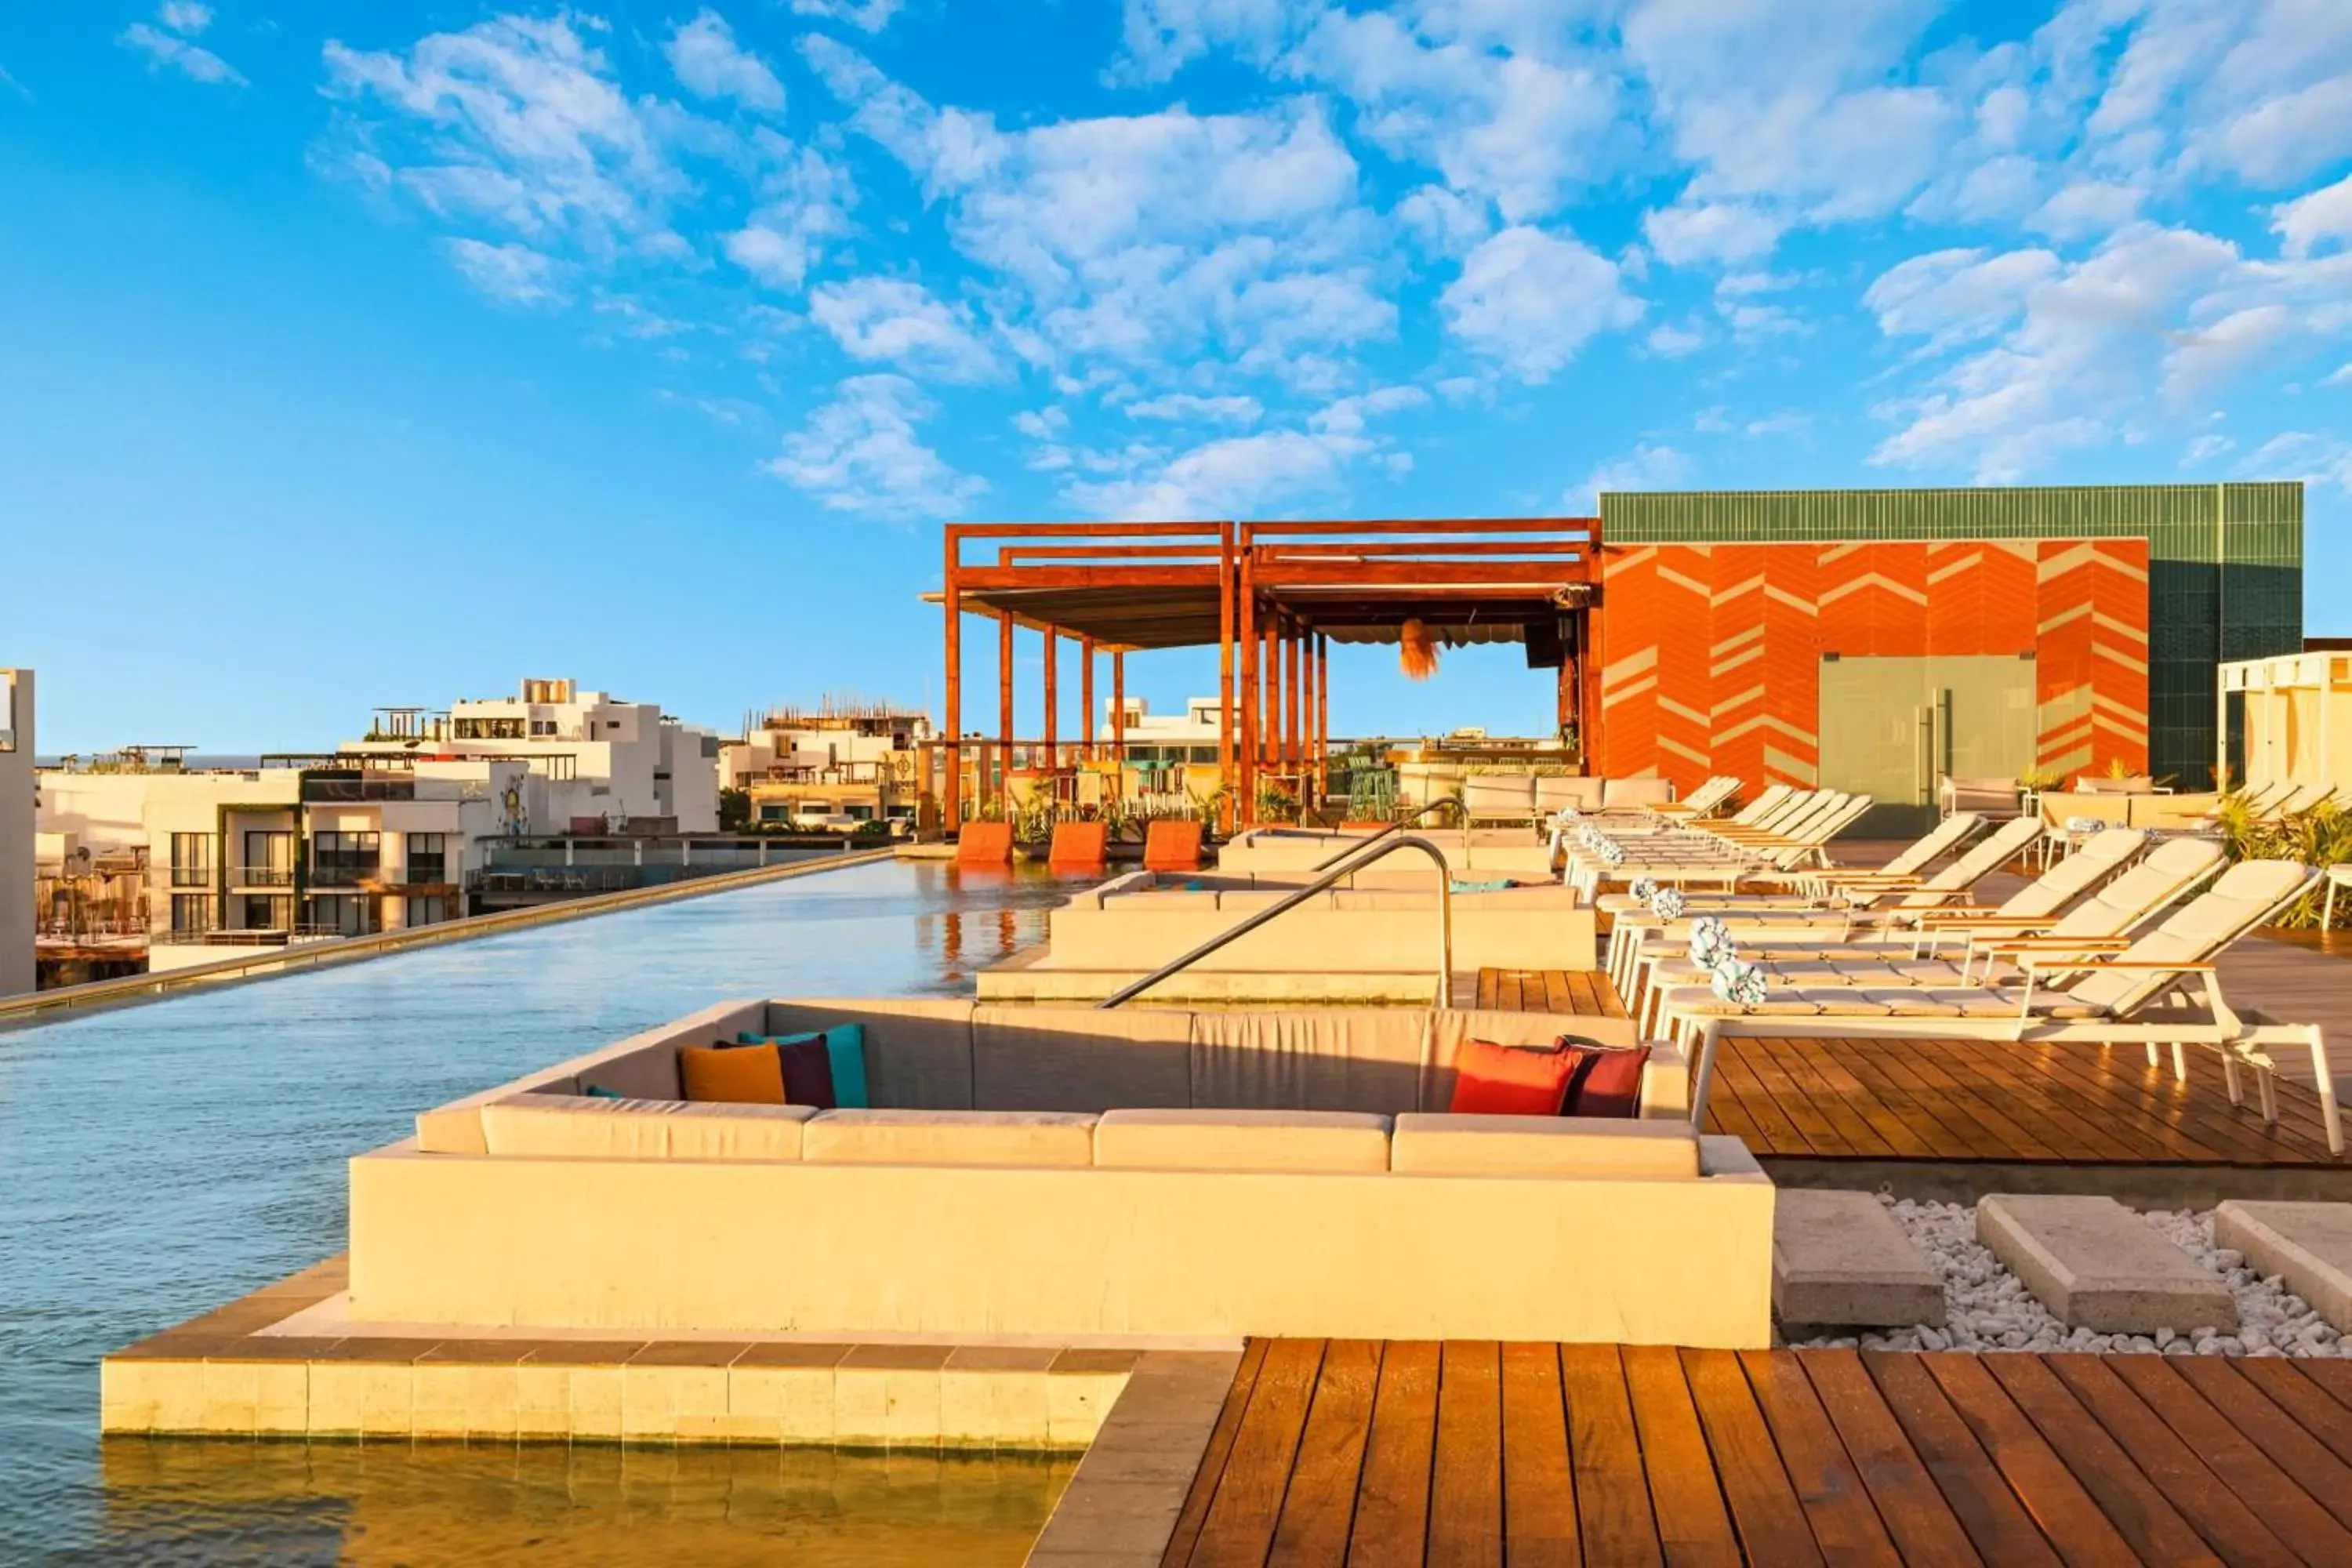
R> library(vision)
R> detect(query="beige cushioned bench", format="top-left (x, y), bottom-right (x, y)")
top-left (1094, 1109), bottom-right (1392, 1173)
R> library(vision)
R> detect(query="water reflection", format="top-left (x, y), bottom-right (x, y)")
top-left (92, 1439), bottom-right (1073, 1566)
top-left (0, 861), bottom-right (1095, 1559)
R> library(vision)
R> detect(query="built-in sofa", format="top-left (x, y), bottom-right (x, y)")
top-left (356, 999), bottom-right (1772, 1348)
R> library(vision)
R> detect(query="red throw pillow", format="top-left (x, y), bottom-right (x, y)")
top-left (1560, 1037), bottom-right (1652, 1119)
top-left (1448, 1039), bottom-right (1580, 1116)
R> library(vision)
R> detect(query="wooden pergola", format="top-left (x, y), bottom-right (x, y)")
top-left (933, 519), bottom-right (1602, 831)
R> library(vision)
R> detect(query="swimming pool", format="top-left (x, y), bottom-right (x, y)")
top-left (0, 859), bottom-right (1091, 1561)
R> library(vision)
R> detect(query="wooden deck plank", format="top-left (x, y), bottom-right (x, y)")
top-left (2100, 1356), bottom-right (2352, 1556)
top-left (2165, 1359), bottom-right (2352, 1530)
top-left (1799, 1352), bottom-right (1991, 1568)
top-left (1187, 1337), bottom-right (1326, 1568)
top-left (1856, 1352), bottom-right (2063, 1566)
top-left (1737, 1350), bottom-right (1904, 1566)
top-left (1345, 1341), bottom-right (1439, 1568)
top-left (1775, 1037), bottom-right (1904, 1160)
top-left (1266, 1338), bottom-right (1381, 1568)
top-left (1915, 1352), bottom-right (2145, 1566)
top-left (2230, 1359), bottom-right (2352, 1467)
top-left (1559, 1345), bottom-right (1664, 1568)
top-left (1500, 1342), bottom-right (1581, 1567)
top-left (1969, 1352), bottom-right (2222, 1566)
top-left (1867, 1038), bottom-right (2060, 1163)
top-left (1620, 1344), bottom-right (1743, 1568)
top-left (1428, 1341), bottom-right (1504, 1568)
top-left (1824, 1037), bottom-right (1986, 1160)
top-left (1161, 1337), bottom-right (1272, 1568)
top-left (2285, 1358), bottom-right (2352, 1417)
top-left (2039, 1353), bottom-right (2301, 1565)
top-left (1679, 1348), bottom-right (1825, 1567)
top-left (1723, 1037), bottom-right (1845, 1157)
top-left (1713, 1036), bottom-right (1820, 1156)
top-left (1932, 1039), bottom-right (2156, 1164)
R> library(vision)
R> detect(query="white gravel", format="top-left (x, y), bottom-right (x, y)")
top-left (1784, 1193), bottom-right (2352, 1357)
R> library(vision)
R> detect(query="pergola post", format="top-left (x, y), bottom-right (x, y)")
top-left (997, 611), bottom-right (1014, 811)
top-left (1239, 539), bottom-right (1258, 822)
top-left (1285, 617), bottom-right (1303, 779)
top-left (1080, 636), bottom-right (1095, 762)
top-left (1262, 615), bottom-right (1280, 791)
top-left (1042, 625), bottom-right (1058, 787)
top-left (1112, 649), bottom-right (1125, 804)
top-left (1218, 522), bottom-right (1236, 836)
top-left (942, 528), bottom-right (960, 830)
top-left (1316, 632), bottom-right (1330, 806)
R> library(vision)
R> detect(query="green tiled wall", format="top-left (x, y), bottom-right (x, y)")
top-left (1599, 485), bottom-right (2305, 788)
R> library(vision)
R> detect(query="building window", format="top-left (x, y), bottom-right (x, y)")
top-left (405, 833), bottom-right (447, 884)
top-left (310, 831), bottom-right (382, 887)
top-left (233, 894), bottom-right (292, 931)
top-left (239, 830), bottom-right (295, 887)
top-left (405, 895), bottom-right (452, 928)
top-left (169, 832), bottom-right (215, 888)
top-left (530, 718), bottom-right (557, 736)
top-left (307, 894), bottom-right (376, 937)
top-left (169, 894), bottom-right (213, 937)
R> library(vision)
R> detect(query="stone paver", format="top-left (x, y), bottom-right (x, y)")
top-left (1024, 1349), bottom-right (1239, 1567)
top-left (1773, 1189), bottom-right (1945, 1328)
top-left (2214, 1200), bottom-right (2352, 1331)
top-left (1978, 1194), bottom-right (2236, 1334)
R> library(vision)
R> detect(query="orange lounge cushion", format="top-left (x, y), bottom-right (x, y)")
top-left (1143, 819), bottom-right (1203, 871)
top-left (1048, 821), bottom-right (1109, 865)
top-left (681, 1041), bottom-right (787, 1105)
top-left (1447, 1038), bottom-right (1579, 1116)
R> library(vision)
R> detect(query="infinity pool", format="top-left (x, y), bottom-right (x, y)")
top-left (0, 859), bottom-right (1090, 1562)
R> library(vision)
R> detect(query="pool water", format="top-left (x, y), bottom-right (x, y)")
top-left (0, 860), bottom-right (1091, 1562)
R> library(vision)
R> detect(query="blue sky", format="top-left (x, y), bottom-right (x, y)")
top-left (2, 0), bottom-right (2348, 753)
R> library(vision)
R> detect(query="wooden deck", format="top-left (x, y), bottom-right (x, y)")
top-left (1163, 1338), bottom-right (2352, 1566)
top-left (1482, 966), bottom-right (2348, 1168)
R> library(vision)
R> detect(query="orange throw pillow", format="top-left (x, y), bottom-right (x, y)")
top-left (1447, 1039), bottom-right (1580, 1116)
top-left (681, 1041), bottom-right (786, 1105)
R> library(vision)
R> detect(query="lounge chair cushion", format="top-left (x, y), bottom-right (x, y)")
top-left (1094, 1109), bottom-right (1392, 1173)
top-left (681, 1042), bottom-right (787, 1105)
top-left (1390, 1114), bottom-right (1700, 1178)
top-left (481, 1095), bottom-right (816, 1161)
top-left (1447, 1038), bottom-right (1580, 1116)
top-left (803, 1109), bottom-right (1099, 1167)
top-left (1657, 985), bottom-right (1824, 1018)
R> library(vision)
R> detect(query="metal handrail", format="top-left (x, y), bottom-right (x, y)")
top-left (1308, 796), bottom-right (1466, 871)
top-left (1098, 834), bottom-right (1457, 1010)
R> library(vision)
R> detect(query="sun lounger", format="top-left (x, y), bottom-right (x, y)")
top-left (1664, 860), bottom-right (2338, 1152)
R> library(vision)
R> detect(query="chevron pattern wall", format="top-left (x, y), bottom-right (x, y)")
top-left (1592, 538), bottom-right (2151, 792)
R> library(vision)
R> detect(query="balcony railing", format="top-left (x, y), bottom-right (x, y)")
top-left (227, 865), bottom-right (295, 887)
top-left (169, 866), bottom-right (214, 888)
top-left (307, 860), bottom-right (382, 888)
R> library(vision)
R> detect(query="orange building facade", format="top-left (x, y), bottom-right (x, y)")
top-left (1591, 538), bottom-right (2151, 795)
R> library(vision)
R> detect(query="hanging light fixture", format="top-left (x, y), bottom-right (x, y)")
top-left (1399, 618), bottom-right (1439, 681)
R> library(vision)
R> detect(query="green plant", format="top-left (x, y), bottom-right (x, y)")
top-left (1252, 775), bottom-right (1299, 824)
top-left (717, 787), bottom-right (750, 833)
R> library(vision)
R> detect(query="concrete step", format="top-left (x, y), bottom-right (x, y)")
top-left (2214, 1201), bottom-right (2352, 1331)
top-left (1978, 1194), bottom-right (2236, 1335)
top-left (1773, 1189), bottom-right (1945, 1329)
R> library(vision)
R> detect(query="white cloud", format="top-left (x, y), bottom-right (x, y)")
top-left (158, 2), bottom-right (212, 35)
top-left (2184, 432), bottom-right (2234, 463)
top-left (1864, 246), bottom-right (2061, 351)
top-left (666, 10), bottom-right (785, 112)
top-left (1125, 393), bottom-right (1265, 425)
top-left (1396, 183), bottom-right (1490, 255)
top-left (1570, 442), bottom-right (1690, 510)
top-left (1746, 412), bottom-right (1809, 436)
top-left (1868, 223), bottom-right (2248, 480)
top-left (808, 277), bottom-right (1000, 382)
top-left (118, 16), bottom-right (245, 86)
top-left (2025, 179), bottom-right (2144, 240)
top-left (2325, 362), bottom-right (2352, 387)
top-left (724, 146), bottom-right (857, 292)
top-left (323, 16), bottom-right (683, 252)
top-left (1440, 226), bottom-right (1642, 383)
top-left (443, 238), bottom-right (568, 306)
top-left (1641, 201), bottom-right (1783, 267)
top-left (2273, 172), bottom-right (2352, 259)
top-left (0, 62), bottom-right (30, 102)
top-left (2161, 304), bottom-right (2299, 405)
top-left (1111, 0), bottom-right (1295, 85)
top-left (1646, 321), bottom-right (1703, 358)
top-left (1044, 384), bottom-right (1419, 517)
top-left (2239, 430), bottom-right (2352, 494)
top-left (808, 44), bottom-right (1392, 386)
top-left (792, 0), bottom-right (906, 36)
top-left (767, 375), bottom-right (985, 520)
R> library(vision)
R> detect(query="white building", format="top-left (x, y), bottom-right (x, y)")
top-left (343, 677), bottom-right (719, 833)
top-left (721, 702), bottom-right (935, 833)
top-left (1, 669), bottom-right (33, 997)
